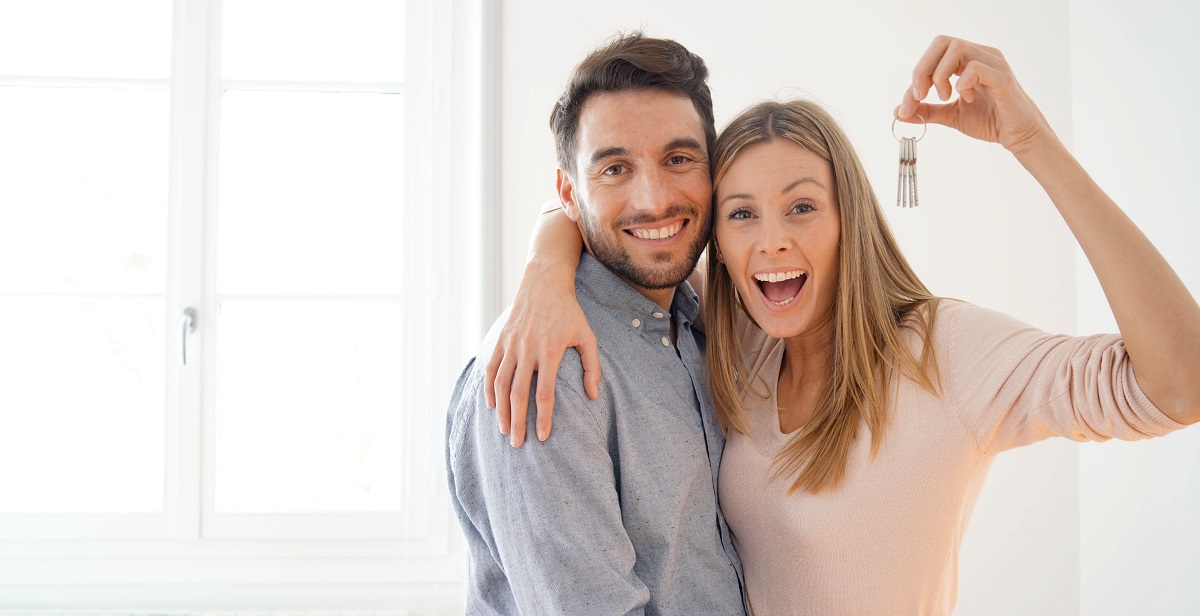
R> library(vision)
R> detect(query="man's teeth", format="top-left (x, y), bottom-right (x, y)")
top-left (631, 221), bottom-right (683, 240)
top-left (753, 270), bottom-right (805, 283)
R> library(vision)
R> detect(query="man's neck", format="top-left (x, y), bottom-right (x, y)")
top-left (636, 286), bottom-right (674, 313)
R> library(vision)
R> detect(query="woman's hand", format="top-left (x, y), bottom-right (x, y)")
top-left (896, 35), bottom-right (1055, 156)
top-left (485, 206), bottom-right (600, 447)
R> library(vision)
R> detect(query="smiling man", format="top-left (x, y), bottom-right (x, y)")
top-left (445, 33), bottom-right (744, 613)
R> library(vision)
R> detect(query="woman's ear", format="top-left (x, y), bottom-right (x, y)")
top-left (555, 169), bottom-right (582, 222)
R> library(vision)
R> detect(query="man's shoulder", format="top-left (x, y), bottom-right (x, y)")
top-left (446, 309), bottom-right (600, 448)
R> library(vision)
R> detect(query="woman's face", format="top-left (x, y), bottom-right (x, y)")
top-left (714, 138), bottom-right (841, 341)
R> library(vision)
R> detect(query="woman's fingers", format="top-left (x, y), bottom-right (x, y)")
top-left (508, 360), bottom-right (533, 447)
top-left (577, 330), bottom-right (601, 401)
top-left (894, 100), bottom-right (958, 128)
top-left (533, 347), bottom-right (565, 442)
top-left (909, 35), bottom-right (955, 105)
top-left (903, 36), bottom-right (1008, 116)
top-left (530, 329), bottom-right (602, 443)
top-left (929, 41), bottom-right (963, 102)
top-left (484, 341), bottom-right (502, 410)
top-left (488, 334), bottom-right (598, 446)
top-left (493, 350), bottom-right (516, 436)
top-left (956, 59), bottom-right (1002, 104)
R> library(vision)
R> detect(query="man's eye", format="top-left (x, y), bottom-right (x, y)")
top-left (604, 165), bottom-right (626, 176)
top-left (668, 155), bottom-right (690, 165)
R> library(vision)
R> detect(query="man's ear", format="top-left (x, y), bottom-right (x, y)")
top-left (556, 168), bottom-right (582, 222)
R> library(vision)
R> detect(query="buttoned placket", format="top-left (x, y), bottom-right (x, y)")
top-left (672, 304), bottom-right (744, 589)
top-left (630, 304), bottom-right (675, 351)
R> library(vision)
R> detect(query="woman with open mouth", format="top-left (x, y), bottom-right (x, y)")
top-left (485, 35), bottom-right (1200, 614)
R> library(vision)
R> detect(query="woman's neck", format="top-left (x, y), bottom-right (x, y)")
top-left (776, 318), bottom-right (836, 433)
top-left (779, 316), bottom-right (835, 387)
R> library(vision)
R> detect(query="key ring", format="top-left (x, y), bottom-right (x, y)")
top-left (892, 113), bottom-right (927, 142)
top-left (893, 113), bottom-right (925, 208)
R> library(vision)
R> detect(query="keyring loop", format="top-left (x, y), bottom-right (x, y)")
top-left (892, 113), bottom-right (926, 142)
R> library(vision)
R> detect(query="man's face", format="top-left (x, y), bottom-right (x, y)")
top-left (557, 88), bottom-right (712, 294)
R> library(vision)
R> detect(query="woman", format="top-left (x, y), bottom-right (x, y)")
top-left (488, 36), bottom-right (1200, 613)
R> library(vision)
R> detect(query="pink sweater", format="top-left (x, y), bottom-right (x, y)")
top-left (718, 300), bottom-right (1185, 615)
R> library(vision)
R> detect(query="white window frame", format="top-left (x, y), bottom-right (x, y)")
top-left (0, 0), bottom-right (495, 609)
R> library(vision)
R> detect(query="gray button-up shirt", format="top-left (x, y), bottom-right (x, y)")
top-left (446, 252), bottom-right (745, 615)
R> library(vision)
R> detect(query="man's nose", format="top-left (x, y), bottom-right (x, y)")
top-left (628, 166), bottom-right (674, 213)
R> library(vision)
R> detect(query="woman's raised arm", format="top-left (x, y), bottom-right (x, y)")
top-left (896, 35), bottom-right (1200, 424)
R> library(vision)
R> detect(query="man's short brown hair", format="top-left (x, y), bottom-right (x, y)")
top-left (549, 32), bottom-right (715, 176)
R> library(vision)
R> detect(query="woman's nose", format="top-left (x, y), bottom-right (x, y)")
top-left (757, 217), bottom-right (792, 254)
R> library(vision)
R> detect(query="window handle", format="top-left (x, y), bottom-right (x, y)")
top-left (182, 307), bottom-right (197, 366)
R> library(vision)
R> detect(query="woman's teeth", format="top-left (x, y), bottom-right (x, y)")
top-left (631, 221), bottom-right (683, 240)
top-left (753, 270), bottom-right (805, 283)
top-left (753, 270), bottom-right (807, 306)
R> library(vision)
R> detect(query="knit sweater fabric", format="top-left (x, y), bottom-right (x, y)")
top-left (718, 300), bottom-right (1185, 615)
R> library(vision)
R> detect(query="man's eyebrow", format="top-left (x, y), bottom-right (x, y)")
top-left (718, 177), bottom-right (826, 207)
top-left (586, 137), bottom-right (705, 171)
top-left (665, 137), bottom-right (705, 153)
top-left (587, 146), bottom-right (630, 171)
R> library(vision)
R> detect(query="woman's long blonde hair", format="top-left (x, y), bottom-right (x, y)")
top-left (705, 100), bottom-right (941, 494)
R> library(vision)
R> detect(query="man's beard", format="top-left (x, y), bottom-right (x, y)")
top-left (579, 200), bottom-right (710, 291)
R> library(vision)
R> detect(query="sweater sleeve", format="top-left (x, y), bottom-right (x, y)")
top-left (942, 301), bottom-right (1187, 454)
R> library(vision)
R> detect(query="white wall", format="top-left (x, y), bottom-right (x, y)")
top-left (1071, 1), bottom-right (1200, 614)
top-left (491, 1), bottom-right (1196, 613)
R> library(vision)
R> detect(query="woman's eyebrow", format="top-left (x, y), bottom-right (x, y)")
top-left (719, 176), bottom-right (826, 207)
top-left (782, 176), bottom-right (825, 193)
top-left (718, 193), bottom-right (752, 207)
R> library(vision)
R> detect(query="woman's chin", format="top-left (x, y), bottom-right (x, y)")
top-left (745, 304), bottom-right (808, 340)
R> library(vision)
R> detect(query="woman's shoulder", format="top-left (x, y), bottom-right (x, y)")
top-left (909, 298), bottom-right (1036, 343)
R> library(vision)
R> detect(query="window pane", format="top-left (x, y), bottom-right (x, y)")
top-left (217, 91), bottom-right (404, 296)
top-left (0, 0), bottom-right (171, 79)
top-left (222, 0), bottom-right (405, 82)
top-left (0, 299), bottom-right (165, 513)
top-left (0, 87), bottom-right (169, 294)
top-left (214, 300), bottom-right (404, 513)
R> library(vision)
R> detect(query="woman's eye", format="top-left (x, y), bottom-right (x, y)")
top-left (604, 164), bottom-right (626, 176)
top-left (728, 208), bottom-right (752, 220)
top-left (791, 202), bottom-right (816, 214)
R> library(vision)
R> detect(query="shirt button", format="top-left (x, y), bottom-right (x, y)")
top-left (653, 312), bottom-right (665, 319)
top-left (661, 336), bottom-right (670, 347)
top-left (631, 318), bottom-right (641, 328)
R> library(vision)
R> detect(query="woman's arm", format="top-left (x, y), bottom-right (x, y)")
top-left (486, 202), bottom-right (599, 447)
top-left (897, 36), bottom-right (1200, 424)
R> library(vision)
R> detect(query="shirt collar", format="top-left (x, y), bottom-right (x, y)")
top-left (575, 251), bottom-right (701, 327)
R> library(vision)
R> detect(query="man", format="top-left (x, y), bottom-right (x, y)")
top-left (445, 33), bottom-right (744, 613)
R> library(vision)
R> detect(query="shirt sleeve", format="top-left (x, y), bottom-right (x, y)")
top-left (446, 355), bottom-right (650, 615)
top-left (941, 301), bottom-right (1187, 454)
